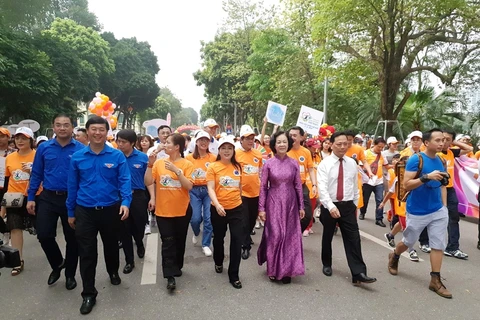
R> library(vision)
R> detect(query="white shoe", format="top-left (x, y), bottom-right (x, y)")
top-left (202, 246), bottom-right (212, 257)
top-left (192, 235), bottom-right (198, 245)
top-left (144, 225), bottom-right (151, 235)
top-left (255, 221), bottom-right (261, 229)
top-left (302, 230), bottom-right (309, 237)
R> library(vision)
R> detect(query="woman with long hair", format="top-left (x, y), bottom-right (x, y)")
top-left (136, 135), bottom-right (154, 154)
top-left (320, 138), bottom-right (332, 160)
top-left (145, 133), bottom-right (194, 291)
top-left (186, 131), bottom-right (216, 256)
top-left (206, 136), bottom-right (245, 289)
top-left (0, 127), bottom-right (41, 275)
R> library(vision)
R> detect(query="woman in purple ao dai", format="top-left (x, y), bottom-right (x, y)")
top-left (257, 131), bottom-right (305, 284)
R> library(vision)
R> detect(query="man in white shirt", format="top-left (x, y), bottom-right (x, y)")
top-left (187, 119), bottom-right (220, 155)
top-left (317, 131), bottom-right (377, 286)
top-left (147, 125), bottom-right (172, 160)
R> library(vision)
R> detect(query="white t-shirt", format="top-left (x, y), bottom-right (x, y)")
top-left (187, 137), bottom-right (219, 155)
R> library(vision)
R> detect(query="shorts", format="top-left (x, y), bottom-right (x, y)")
top-left (402, 206), bottom-right (448, 250)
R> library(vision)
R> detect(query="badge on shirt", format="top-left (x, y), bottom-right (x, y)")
top-left (233, 169), bottom-right (240, 176)
top-left (104, 163), bottom-right (115, 169)
top-left (133, 163), bottom-right (142, 169)
top-left (253, 158), bottom-right (259, 163)
top-left (299, 156), bottom-right (305, 162)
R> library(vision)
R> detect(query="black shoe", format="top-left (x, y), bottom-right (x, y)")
top-left (251, 230), bottom-right (256, 235)
top-left (322, 266), bottom-right (332, 277)
top-left (123, 263), bottom-right (135, 274)
top-left (48, 260), bottom-right (66, 285)
top-left (110, 273), bottom-right (121, 285)
top-left (359, 213), bottom-right (365, 220)
top-left (80, 297), bottom-right (96, 315)
top-left (375, 220), bottom-right (386, 227)
top-left (215, 265), bottom-right (223, 273)
top-left (174, 270), bottom-right (183, 277)
top-left (167, 277), bottom-right (176, 291)
top-left (118, 241), bottom-right (123, 249)
top-left (352, 273), bottom-right (377, 286)
top-left (459, 213), bottom-right (465, 218)
top-left (241, 248), bottom-right (250, 260)
top-left (230, 280), bottom-right (242, 289)
top-left (281, 277), bottom-right (291, 284)
top-left (66, 277), bottom-right (77, 290)
top-left (137, 246), bottom-right (145, 259)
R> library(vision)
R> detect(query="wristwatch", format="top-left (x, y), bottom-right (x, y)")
top-left (419, 174), bottom-right (430, 183)
top-left (176, 169), bottom-right (182, 176)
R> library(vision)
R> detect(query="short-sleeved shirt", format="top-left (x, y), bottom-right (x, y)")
top-left (235, 148), bottom-right (263, 198)
top-left (152, 158), bottom-right (194, 217)
top-left (437, 148), bottom-right (460, 188)
top-left (186, 153), bottom-right (217, 186)
top-left (364, 149), bottom-right (388, 181)
top-left (405, 153), bottom-right (444, 215)
top-left (5, 151), bottom-right (42, 196)
top-left (388, 178), bottom-right (406, 217)
top-left (346, 144), bottom-right (366, 163)
top-left (206, 161), bottom-right (242, 210)
top-left (287, 146), bottom-right (313, 184)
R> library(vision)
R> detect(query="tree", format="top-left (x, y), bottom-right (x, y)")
top-left (137, 87), bottom-right (182, 124)
top-left (171, 108), bottom-right (199, 128)
top-left (50, 0), bottom-right (101, 31)
top-left (310, 0), bottom-right (480, 131)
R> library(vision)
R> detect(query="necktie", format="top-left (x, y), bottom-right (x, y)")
top-left (337, 157), bottom-right (344, 201)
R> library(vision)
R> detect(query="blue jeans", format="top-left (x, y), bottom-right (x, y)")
top-left (189, 186), bottom-right (212, 247)
top-left (360, 183), bottom-right (384, 221)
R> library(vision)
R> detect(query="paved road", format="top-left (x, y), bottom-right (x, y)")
top-left (1, 205), bottom-right (479, 320)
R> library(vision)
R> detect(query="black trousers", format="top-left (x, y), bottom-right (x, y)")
top-left (75, 204), bottom-right (120, 298)
top-left (211, 204), bottom-right (244, 282)
top-left (300, 184), bottom-right (313, 232)
top-left (320, 201), bottom-right (367, 276)
top-left (36, 190), bottom-right (78, 278)
top-left (241, 196), bottom-right (259, 249)
top-left (156, 205), bottom-right (192, 278)
top-left (121, 191), bottom-right (148, 264)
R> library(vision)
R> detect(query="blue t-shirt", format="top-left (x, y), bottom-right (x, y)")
top-left (405, 153), bottom-right (445, 215)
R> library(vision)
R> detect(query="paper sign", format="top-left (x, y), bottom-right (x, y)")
top-left (296, 105), bottom-right (324, 136)
top-left (0, 157), bottom-right (6, 188)
top-left (266, 101), bottom-right (287, 126)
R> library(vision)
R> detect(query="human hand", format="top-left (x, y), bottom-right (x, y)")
top-left (427, 170), bottom-right (444, 181)
top-left (165, 161), bottom-right (179, 174)
top-left (330, 207), bottom-right (340, 219)
top-left (68, 217), bottom-right (76, 229)
top-left (259, 211), bottom-right (266, 221)
top-left (148, 153), bottom-right (156, 166)
top-left (21, 162), bottom-right (32, 173)
top-left (26, 201), bottom-right (36, 215)
top-left (378, 202), bottom-right (385, 210)
top-left (299, 210), bottom-right (305, 219)
top-left (119, 206), bottom-right (129, 220)
top-left (215, 204), bottom-right (226, 216)
top-left (148, 199), bottom-right (155, 212)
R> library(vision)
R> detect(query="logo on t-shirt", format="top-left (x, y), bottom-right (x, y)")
top-left (192, 168), bottom-right (206, 179)
top-left (352, 154), bottom-right (357, 159)
top-left (133, 164), bottom-right (142, 169)
top-left (205, 162), bottom-right (211, 168)
top-left (12, 169), bottom-right (30, 181)
top-left (299, 156), bottom-right (305, 162)
top-left (243, 164), bottom-right (258, 175)
top-left (104, 163), bottom-right (114, 168)
top-left (159, 175), bottom-right (181, 188)
top-left (219, 176), bottom-right (240, 188)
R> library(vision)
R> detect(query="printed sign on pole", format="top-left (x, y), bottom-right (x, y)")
top-left (296, 105), bottom-right (324, 136)
top-left (265, 101), bottom-right (287, 126)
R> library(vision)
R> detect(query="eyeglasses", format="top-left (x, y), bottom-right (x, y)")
top-left (54, 123), bottom-right (72, 128)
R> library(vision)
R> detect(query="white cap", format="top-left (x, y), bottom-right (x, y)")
top-left (455, 134), bottom-right (464, 141)
top-left (36, 136), bottom-right (48, 144)
top-left (218, 136), bottom-right (236, 148)
top-left (195, 130), bottom-right (210, 141)
top-left (15, 127), bottom-right (34, 139)
top-left (354, 134), bottom-right (363, 140)
top-left (240, 125), bottom-right (255, 137)
top-left (220, 132), bottom-right (227, 138)
top-left (255, 134), bottom-right (262, 142)
top-left (408, 131), bottom-right (422, 139)
top-left (405, 138), bottom-right (411, 145)
top-left (464, 135), bottom-right (471, 140)
top-left (204, 119), bottom-right (219, 128)
top-left (387, 136), bottom-right (399, 144)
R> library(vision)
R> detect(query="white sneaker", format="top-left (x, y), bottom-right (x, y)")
top-left (202, 246), bottom-right (212, 257)
top-left (144, 225), bottom-right (151, 235)
top-left (255, 220), bottom-right (261, 229)
top-left (419, 244), bottom-right (431, 253)
top-left (409, 250), bottom-right (419, 262)
top-left (302, 230), bottom-right (309, 237)
top-left (192, 235), bottom-right (198, 245)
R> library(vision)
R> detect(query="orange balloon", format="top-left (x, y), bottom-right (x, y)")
top-left (95, 109), bottom-right (103, 116)
top-left (103, 111), bottom-right (110, 116)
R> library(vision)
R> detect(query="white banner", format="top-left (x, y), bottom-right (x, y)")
top-left (296, 105), bottom-right (324, 135)
top-left (265, 101), bottom-right (287, 126)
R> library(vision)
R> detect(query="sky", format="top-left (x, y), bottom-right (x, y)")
top-left (88, 0), bottom-right (278, 115)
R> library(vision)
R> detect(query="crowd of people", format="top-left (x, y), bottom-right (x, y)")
top-left (1, 114), bottom-right (479, 315)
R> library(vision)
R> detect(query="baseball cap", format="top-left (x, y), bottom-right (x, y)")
top-left (0, 127), bottom-right (11, 137)
top-left (195, 130), bottom-right (210, 141)
top-left (36, 136), bottom-right (48, 144)
top-left (354, 134), bottom-right (363, 141)
top-left (15, 127), bottom-right (34, 139)
top-left (240, 125), bottom-right (255, 137)
top-left (386, 137), bottom-right (399, 144)
top-left (405, 138), bottom-right (411, 145)
top-left (306, 138), bottom-right (321, 149)
top-left (408, 131), bottom-right (422, 139)
top-left (204, 119), bottom-right (219, 128)
top-left (255, 134), bottom-right (262, 142)
top-left (218, 136), bottom-right (236, 148)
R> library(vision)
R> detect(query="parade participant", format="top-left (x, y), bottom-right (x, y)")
top-left (400, 131), bottom-right (423, 157)
top-left (360, 137), bottom-right (390, 227)
top-left (186, 130), bottom-right (216, 257)
top-left (287, 126), bottom-right (317, 233)
top-left (438, 129), bottom-right (471, 259)
top-left (387, 128), bottom-right (451, 299)
top-left (257, 131), bottom-right (305, 284)
top-left (304, 138), bottom-right (321, 236)
top-left (145, 133), bottom-right (194, 291)
top-left (35, 136), bottom-right (48, 148)
top-left (116, 129), bottom-right (150, 273)
top-left (320, 138), bottom-right (332, 160)
top-left (203, 118), bottom-right (220, 155)
top-left (383, 137), bottom-right (400, 164)
top-left (0, 128), bottom-right (15, 204)
top-left (147, 125), bottom-right (172, 160)
top-left (0, 127), bottom-right (39, 276)
top-left (206, 136), bottom-right (245, 289)
top-left (136, 134), bottom-right (154, 154)
top-left (27, 114), bottom-right (84, 289)
top-left (66, 116), bottom-right (132, 315)
top-left (236, 125), bottom-right (263, 259)
top-left (75, 128), bottom-right (89, 146)
top-left (317, 131), bottom-right (376, 285)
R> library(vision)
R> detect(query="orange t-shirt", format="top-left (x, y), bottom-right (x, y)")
top-left (186, 153), bottom-right (217, 186)
top-left (235, 148), bottom-right (263, 198)
top-left (287, 146), bottom-right (313, 184)
top-left (437, 149), bottom-right (454, 188)
top-left (364, 149), bottom-right (386, 178)
top-left (306, 153), bottom-right (321, 199)
top-left (357, 171), bottom-right (364, 209)
top-left (5, 151), bottom-right (42, 196)
top-left (475, 151), bottom-right (480, 160)
top-left (346, 144), bottom-right (366, 163)
top-left (206, 161), bottom-right (242, 210)
top-left (152, 158), bottom-right (194, 217)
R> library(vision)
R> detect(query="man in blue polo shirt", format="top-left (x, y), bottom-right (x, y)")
top-left (116, 129), bottom-right (151, 274)
top-left (66, 116), bottom-right (132, 315)
top-left (387, 128), bottom-right (451, 299)
top-left (27, 114), bottom-right (85, 290)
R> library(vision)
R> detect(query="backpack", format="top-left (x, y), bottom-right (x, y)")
top-left (395, 153), bottom-right (446, 203)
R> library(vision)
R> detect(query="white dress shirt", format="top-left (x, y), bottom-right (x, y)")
top-left (317, 153), bottom-right (359, 211)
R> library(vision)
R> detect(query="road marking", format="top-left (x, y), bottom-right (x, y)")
top-left (359, 230), bottom-right (424, 262)
top-left (141, 232), bottom-right (159, 285)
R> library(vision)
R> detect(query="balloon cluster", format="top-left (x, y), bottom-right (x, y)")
top-left (88, 92), bottom-right (118, 129)
top-left (319, 123), bottom-right (335, 140)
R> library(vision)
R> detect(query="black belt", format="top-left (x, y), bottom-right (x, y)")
top-left (44, 189), bottom-right (67, 196)
top-left (132, 189), bottom-right (145, 194)
top-left (333, 200), bottom-right (354, 205)
top-left (79, 205), bottom-right (116, 211)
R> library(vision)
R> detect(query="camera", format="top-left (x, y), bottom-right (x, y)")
top-left (0, 239), bottom-right (21, 276)
top-left (440, 172), bottom-right (450, 186)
